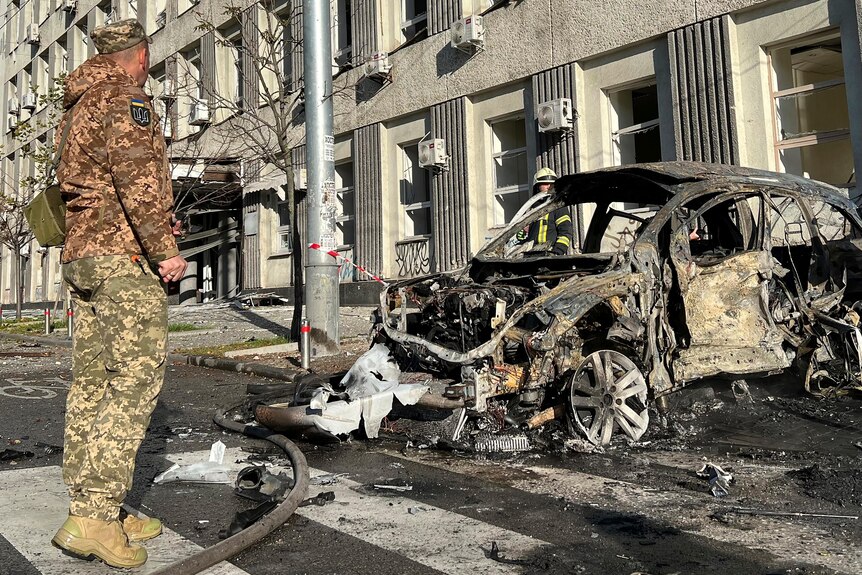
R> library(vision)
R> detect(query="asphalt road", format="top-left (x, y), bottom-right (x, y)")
top-left (0, 337), bottom-right (860, 575)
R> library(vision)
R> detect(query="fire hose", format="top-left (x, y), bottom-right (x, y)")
top-left (148, 403), bottom-right (310, 575)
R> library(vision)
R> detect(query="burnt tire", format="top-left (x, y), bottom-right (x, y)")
top-left (568, 349), bottom-right (649, 446)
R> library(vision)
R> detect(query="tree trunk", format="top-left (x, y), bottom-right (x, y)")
top-left (14, 252), bottom-right (24, 320)
top-left (287, 179), bottom-right (304, 342)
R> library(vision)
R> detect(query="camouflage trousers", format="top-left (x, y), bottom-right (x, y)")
top-left (62, 255), bottom-right (167, 522)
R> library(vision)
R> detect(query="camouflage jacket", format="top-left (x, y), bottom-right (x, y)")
top-left (57, 55), bottom-right (177, 264)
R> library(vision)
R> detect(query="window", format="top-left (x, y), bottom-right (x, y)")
top-left (770, 35), bottom-right (853, 188)
top-left (335, 162), bottom-right (355, 247)
top-left (609, 83), bottom-right (661, 165)
top-left (153, 0), bottom-right (167, 30)
top-left (223, 28), bottom-right (243, 107)
top-left (276, 200), bottom-right (292, 253)
top-left (183, 48), bottom-right (202, 100)
top-left (401, 0), bottom-right (428, 42)
top-left (333, 0), bottom-right (352, 66)
top-left (490, 118), bottom-right (529, 227)
top-left (400, 144), bottom-right (432, 237)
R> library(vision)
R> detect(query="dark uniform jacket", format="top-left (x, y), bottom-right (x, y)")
top-left (56, 55), bottom-right (177, 264)
top-left (526, 207), bottom-right (573, 255)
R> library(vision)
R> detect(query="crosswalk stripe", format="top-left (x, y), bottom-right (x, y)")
top-left (0, 449), bottom-right (554, 575)
top-left (0, 464), bottom-right (250, 575)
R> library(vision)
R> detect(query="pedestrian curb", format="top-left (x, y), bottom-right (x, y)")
top-left (0, 331), bottom-right (302, 383)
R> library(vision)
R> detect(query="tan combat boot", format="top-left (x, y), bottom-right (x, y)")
top-left (52, 515), bottom-right (148, 569)
top-left (122, 514), bottom-right (163, 542)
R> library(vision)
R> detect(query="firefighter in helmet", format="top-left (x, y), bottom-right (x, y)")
top-left (518, 168), bottom-right (573, 255)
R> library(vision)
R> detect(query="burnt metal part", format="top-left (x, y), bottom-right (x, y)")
top-left (370, 162), bottom-right (862, 447)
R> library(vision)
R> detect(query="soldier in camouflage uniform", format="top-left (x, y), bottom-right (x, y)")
top-left (50, 19), bottom-right (187, 569)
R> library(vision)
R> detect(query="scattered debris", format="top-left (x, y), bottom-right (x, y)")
top-left (0, 448), bottom-right (34, 461)
top-left (525, 405), bottom-right (566, 430)
top-left (697, 463), bottom-right (734, 497)
top-left (311, 473), bottom-right (348, 486)
top-left (485, 541), bottom-right (529, 566)
top-left (564, 438), bottom-right (604, 454)
top-left (34, 441), bottom-right (62, 456)
top-left (234, 465), bottom-right (294, 502)
top-left (408, 506), bottom-right (428, 515)
top-left (219, 500), bottom-right (278, 539)
top-left (373, 484), bottom-right (413, 492)
top-left (298, 491), bottom-right (336, 507)
top-left (724, 508), bottom-right (859, 520)
top-left (474, 434), bottom-right (530, 453)
top-left (154, 441), bottom-right (231, 484)
top-left (731, 380), bottom-right (754, 404)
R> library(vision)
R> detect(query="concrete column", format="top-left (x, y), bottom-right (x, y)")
top-left (217, 218), bottom-right (238, 299)
top-left (179, 259), bottom-right (198, 305)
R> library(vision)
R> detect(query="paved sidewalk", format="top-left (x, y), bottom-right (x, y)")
top-left (166, 302), bottom-right (375, 352)
top-left (0, 301), bottom-right (377, 379)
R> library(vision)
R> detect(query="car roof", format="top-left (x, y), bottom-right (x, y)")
top-left (553, 161), bottom-right (849, 204)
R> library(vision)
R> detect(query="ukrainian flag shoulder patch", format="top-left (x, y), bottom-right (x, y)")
top-left (130, 98), bottom-right (151, 127)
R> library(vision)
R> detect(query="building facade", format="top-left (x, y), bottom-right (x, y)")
top-left (2, 0), bottom-right (861, 306)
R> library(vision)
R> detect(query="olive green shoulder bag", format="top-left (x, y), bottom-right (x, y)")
top-left (23, 107), bottom-right (76, 248)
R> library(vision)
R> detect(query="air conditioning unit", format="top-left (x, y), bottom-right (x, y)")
top-left (189, 100), bottom-right (210, 125)
top-left (7, 97), bottom-right (19, 115)
top-left (158, 78), bottom-right (176, 100)
top-left (6, 115), bottom-right (17, 133)
top-left (21, 91), bottom-right (38, 110)
top-left (294, 168), bottom-right (307, 190)
top-left (62, 0), bottom-right (77, 12)
top-left (156, 11), bottom-right (167, 28)
top-left (363, 52), bottom-right (392, 80)
top-left (26, 23), bottom-right (40, 44)
top-left (418, 138), bottom-right (449, 169)
top-left (537, 97), bottom-right (574, 132)
top-left (450, 15), bottom-right (484, 52)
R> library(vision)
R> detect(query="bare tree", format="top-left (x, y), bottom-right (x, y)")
top-left (0, 76), bottom-right (64, 319)
top-left (186, 1), bottom-right (308, 338)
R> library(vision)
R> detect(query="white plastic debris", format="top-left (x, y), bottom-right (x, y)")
top-left (153, 441), bottom-right (231, 484)
top-left (341, 343), bottom-right (402, 399)
top-left (697, 462), bottom-right (734, 497)
top-left (303, 345), bottom-right (428, 438)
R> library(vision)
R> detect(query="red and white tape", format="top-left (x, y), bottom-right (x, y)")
top-left (308, 243), bottom-right (389, 286)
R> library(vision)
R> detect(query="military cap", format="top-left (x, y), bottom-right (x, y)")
top-left (91, 19), bottom-right (152, 54)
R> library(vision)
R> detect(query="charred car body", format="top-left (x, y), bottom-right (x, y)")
top-left (372, 162), bottom-right (862, 446)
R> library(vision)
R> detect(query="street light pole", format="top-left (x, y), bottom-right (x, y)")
top-left (302, 0), bottom-right (340, 355)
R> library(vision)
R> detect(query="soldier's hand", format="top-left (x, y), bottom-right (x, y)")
top-left (159, 255), bottom-right (188, 283)
top-left (170, 213), bottom-right (184, 237)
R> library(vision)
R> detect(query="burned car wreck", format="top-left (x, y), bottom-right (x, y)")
top-left (366, 162), bottom-right (862, 447)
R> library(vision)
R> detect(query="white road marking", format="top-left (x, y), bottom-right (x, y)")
top-left (0, 449), bottom-right (553, 575)
top-left (0, 465), bottom-right (249, 575)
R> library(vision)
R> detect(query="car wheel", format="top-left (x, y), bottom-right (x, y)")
top-left (568, 350), bottom-right (649, 446)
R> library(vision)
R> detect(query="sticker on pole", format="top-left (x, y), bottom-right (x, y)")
top-left (324, 135), bottom-right (335, 162)
top-left (308, 243), bottom-right (389, 286)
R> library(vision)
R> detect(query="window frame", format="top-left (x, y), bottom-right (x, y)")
top-left (489, 116), bottom-right (529, 228)
top-left (399, 143), bottom-right (432, 240)
top-left (767, 32), bottom-right (852, 187)
top-left (335, 160), bottom-right (356, 249)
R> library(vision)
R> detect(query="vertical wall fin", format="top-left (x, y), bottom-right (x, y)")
top-left (532, 62), bottom-right (580, 176)
top-left (241, 8), bottom-right (260, 109)
top-left (428, 0), bottom-right (461, 37)
top-left (354, 124), bottom-right (384, 277)
top-left (430, 98), bottom-right (471, 271)
top-left (668, 16), bottom-right (739, 164)
top-left (352, 0), bottom-right (378, 63)
top-left (200, 32), bottom-right (216, 101)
